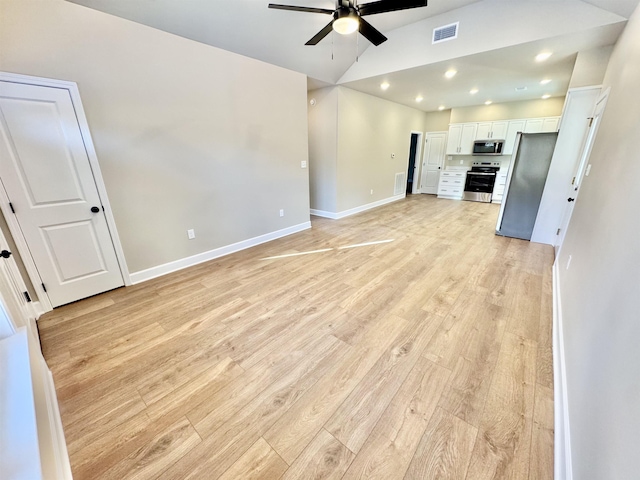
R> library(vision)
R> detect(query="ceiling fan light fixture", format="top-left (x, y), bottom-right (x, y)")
top-left (333, 10), bottom-right (360, 35)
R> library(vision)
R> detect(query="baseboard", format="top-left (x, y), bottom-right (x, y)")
top-left (553, 262), bottom-right (573, 480)
top-left (129, 221), bottom-right (311, 284)
top-left (32, 301), bottom-right (45, 320)
top-left (310, 194), bottom-right (406, 220)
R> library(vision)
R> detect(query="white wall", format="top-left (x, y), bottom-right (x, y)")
top-left (568, 45), bottom-right (613, 88)
top-left (0, 0), bottom-right (310, 274)
top-left (556, 3), bottom-right (640, 479)
top-left (308, 88), bottom-right (338, 213)
top-left (307, 86), bottom-right (426, 215)
top-left (336, 88), bottom-right (425, 212)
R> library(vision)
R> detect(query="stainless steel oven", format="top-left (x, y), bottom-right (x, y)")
top-left (463, 161), bottom-right (501, 203)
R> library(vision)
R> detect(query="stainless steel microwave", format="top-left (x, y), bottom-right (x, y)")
top-left (473, 139), bottom-right (504, 156)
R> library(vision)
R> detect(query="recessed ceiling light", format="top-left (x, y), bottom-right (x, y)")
top-left (542, 94), bottom-right (551, 99)
top-left (540, 79), bottom-right (552, 85)
top-left (416, 96), bottom-right (424, 102)
top-left (485, 100), bottom-right (492, 105)
top-left (380, 82), bottom-right (390, 90)
top-left (438, 105), bottom-right (446, 111)
top-left (469, 88), bottom-right (479, 95)
top-left (445, 69), bottom-right (457, 79)
top-left (535, 52), bottom-right (553, 62)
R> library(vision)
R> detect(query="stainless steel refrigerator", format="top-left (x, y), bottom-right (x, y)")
top-left (496, 132), bottom-right (558, 240)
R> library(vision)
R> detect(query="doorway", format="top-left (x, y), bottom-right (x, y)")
top-left (0, 73), bottom-right (129, 311)
top-left (406, 132), bottom-right (423, 194)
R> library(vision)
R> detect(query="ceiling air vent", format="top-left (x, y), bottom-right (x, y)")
top-left (433, 22), bottom-right (459, 44)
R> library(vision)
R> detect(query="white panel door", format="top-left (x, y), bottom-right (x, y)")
top-left (0, 81), bottom-right (123, 307)
top-left (420, 132), bottom-right (446, 195)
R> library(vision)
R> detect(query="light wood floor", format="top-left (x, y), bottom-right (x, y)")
top-left (39, 195), bottom-right (554, 480)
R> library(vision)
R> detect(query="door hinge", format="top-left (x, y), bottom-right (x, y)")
top-left (9, 202), bottom-right (15, 214)
top-left (556, 228), bottom-right (561, 235)
top-left (588, 117), bottom-right (594, 127)
top-left (23, 291), bottom-right (32, 302)
top-left (42, 283), bottom-right (47, 293)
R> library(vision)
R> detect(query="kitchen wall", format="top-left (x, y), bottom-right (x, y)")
top-left (0, 0), bottom-right (310, 275)
top-left (556, 3), bottom-right (640, 479)
top-left (450, 97), bottom-right (565, 123)
top-left (307, 86), bottom-right (425, 215)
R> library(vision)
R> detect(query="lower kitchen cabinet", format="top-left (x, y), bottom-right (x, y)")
top-left (437, 171), bottom-right (466, 199)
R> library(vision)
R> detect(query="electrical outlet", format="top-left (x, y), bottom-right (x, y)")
top-left (585, 164), bottom-right (592, 176)
top-left (566, 255), bottom-right (572, 270)
top-left (187, 229), bottom-right (195, 240)
top-left (279, 209), bottom-right (284, 217)
top-left (301, 160), bottom-right (307, 168)
top-left (460, 159), bottom-right (464, 165)
top-left (370, 189), bottom-right (374, 195)
top-left (391, 153), bottom-right (395, 159)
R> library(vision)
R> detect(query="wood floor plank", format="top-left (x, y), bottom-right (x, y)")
top-left (404, 407), bottom-right (477, 480)
top-left (217, 437), bottom-right (288, 480)
top-left (529, 385), bottom-right (554, 480)
top-left (280, 429), bottom-right (354, 480)
top-left (37, 196), bottom-right (554, 480)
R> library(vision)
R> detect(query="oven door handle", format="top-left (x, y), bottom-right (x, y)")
top-left (467, 172), bottom-right (496, 176)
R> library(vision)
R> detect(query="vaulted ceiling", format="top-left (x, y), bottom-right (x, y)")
top-left (68, 0), bottom-right (639, 111)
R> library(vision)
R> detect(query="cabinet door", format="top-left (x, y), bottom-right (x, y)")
top-left (458, 123), bottom-right (478, 154)
top-left (446, 124), bottom-right (463, 154)
top-left (542, 117), bottom-right (560, 132)
top-left (504, 120), bottom-right (525, 155)
top-left (524, 118), bottom-right (544, 133)
top-left (476, 122), bottom-right (492, 140)
top-left (491, 121), bottom-right (508, 140)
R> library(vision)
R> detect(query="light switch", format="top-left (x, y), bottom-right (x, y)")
top-left (301, 160), bottom-right (307, 168)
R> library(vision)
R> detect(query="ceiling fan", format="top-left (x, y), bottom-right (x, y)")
top-left (268, 0), bottom-right (428, 46)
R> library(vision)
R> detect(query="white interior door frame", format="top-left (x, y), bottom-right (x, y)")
top-left (0, 71), bottom-right (131, 313)
top-left (409, 131), bottom-right (424, 194)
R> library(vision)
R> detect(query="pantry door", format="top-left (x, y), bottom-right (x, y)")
top-left (0, 80), bottom-right (124, 307)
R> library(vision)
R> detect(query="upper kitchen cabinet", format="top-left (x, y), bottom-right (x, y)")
top-left (476, 121), bottom-right (508, 140)
top-left (446, 123), bottom-right (478, 155)
top-left (524, 116), bottom-right (560, 133)
top-left (504, 120), bottom-right (526, 155)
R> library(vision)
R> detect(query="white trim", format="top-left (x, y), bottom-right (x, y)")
top-left (553, 261), bottom-right (573, 480)
top-left (310, 194), bottom-right (405, 220)
top-left (130, 221), bottom-right (311, 284)
top-left (32, 302), bottom-right (45, 320)
top-left (0, 72), bottom-right (132, 313)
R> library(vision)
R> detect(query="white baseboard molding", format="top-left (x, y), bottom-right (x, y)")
top-left (553, 262), bottom-right (573, 480)
top-left (311, 194), bottom-right (405, 220)
top-left (32, 302), bottom-right (45, 320)
top-left (130, 221), bottom-right (311, 285)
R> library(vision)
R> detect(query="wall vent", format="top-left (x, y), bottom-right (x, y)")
top-left (433, 22), bottom-right (459, 44)
top-left (394, 172), bottom-right (405, 196)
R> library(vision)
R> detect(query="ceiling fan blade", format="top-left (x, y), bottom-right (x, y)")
top-left (358, 17), bottom-right (387, 46)
top-left (358, 0), bottom-right (427, 16)
top-left (268, 4), bottom-right (335, 14)
top-left (305, 21), bottom-right (335, 45)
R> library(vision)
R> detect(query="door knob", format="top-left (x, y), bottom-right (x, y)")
top-left (0, 250), bottom-right (12, 258)
top-left (91, 206), bottom-right (100, 213)
top-left (567, 198), bottom-right (575, 202)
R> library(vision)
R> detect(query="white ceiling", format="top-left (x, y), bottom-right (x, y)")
top-left (68, 0), bottom-right (639, 111)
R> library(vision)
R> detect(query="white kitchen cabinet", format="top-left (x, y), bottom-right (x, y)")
top-left (524, 116), bottom-right (560, 133)
top-left (504, 120), bottom-right (526, 155)
top-left (446, 123), bottom-right (477, 154)
top-left (437, 171), bottom-right (466, 199)
top-left (492, 172), bottom-right (508, 204)
top-left (542, 117), bottom-right (560, 132)
top-left (476, 121), bottom-right (508, 140)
